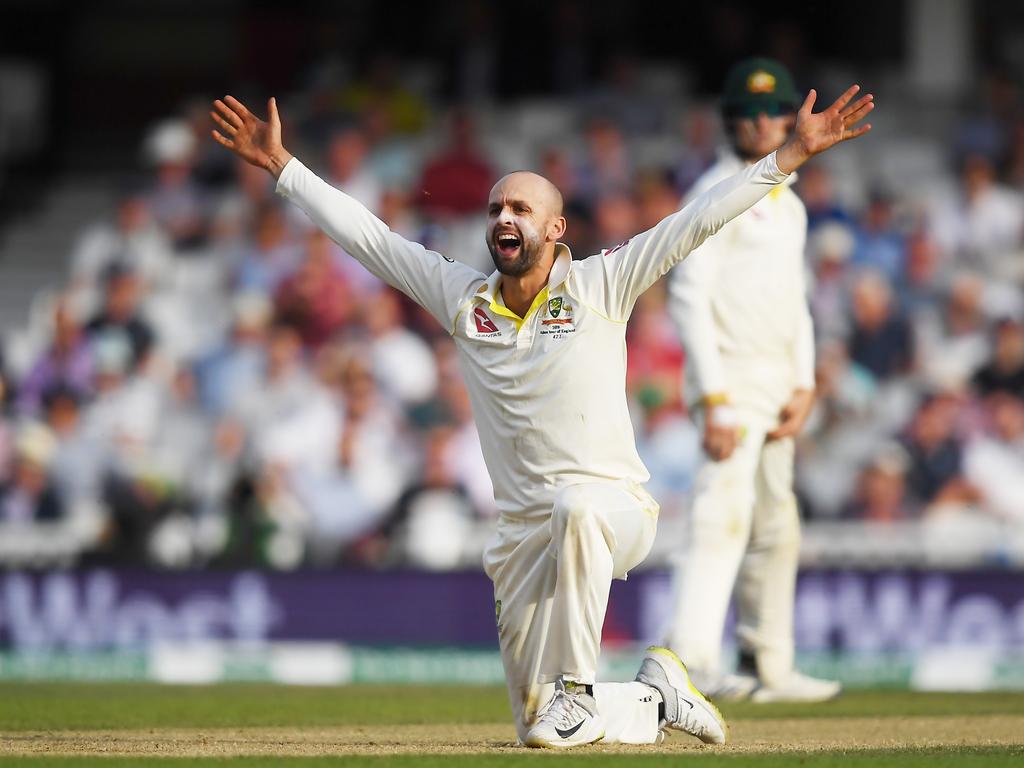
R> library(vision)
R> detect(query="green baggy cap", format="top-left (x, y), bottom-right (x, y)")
top-left (722, 57), bottom-right (800, 118)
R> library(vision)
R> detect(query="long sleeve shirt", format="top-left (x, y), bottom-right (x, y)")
top-left (277, 151), bottom-right (791, 520)
top-left (668, 152), bottom-right (814, 418)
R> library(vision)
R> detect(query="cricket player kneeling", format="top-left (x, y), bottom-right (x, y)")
top-left (210, 76), bottom-right (870, 745)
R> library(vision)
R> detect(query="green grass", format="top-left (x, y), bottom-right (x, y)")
top-left (1, 684), bottom-right (1022, 766)
top-left (0, 683), bottom-right (511, 731)
top-left (0, 748), bottom-right (1021, 767)
top-left (1, 684), bottom-right (1020, 731)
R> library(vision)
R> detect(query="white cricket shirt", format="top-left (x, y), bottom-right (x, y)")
top-left (277, 152), bottom-right (790, 520)
top-left (668, 152), bottom-right (815, 417)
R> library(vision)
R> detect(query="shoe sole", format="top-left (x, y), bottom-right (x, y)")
top-left (645, 646), bottom-right (729, 744)
top-left (523, 730), bottom-right (606, 749)
top-left (751, 687), bottom-right (842, 704)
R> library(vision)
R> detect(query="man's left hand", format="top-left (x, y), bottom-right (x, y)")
top-left (766, 388), bottom-right (815, 441)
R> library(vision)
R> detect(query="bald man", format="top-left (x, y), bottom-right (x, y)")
top-left (212, 88), bottom-right (872, 748)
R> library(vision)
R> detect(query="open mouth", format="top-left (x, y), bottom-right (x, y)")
top-left (495, 231), bottom-right (522, 257)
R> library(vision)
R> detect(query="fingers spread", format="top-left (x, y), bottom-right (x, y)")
top-left (843, 98), bottom-right (875, 126)
top-left (844, 123), bottom-right (872, 141)
top-left (224, 95), bottom-right (254, 120)
top-left (830, 84), bottom-right (861, 113)
top-left (211, 130), bottom-right (235, 148)
top-left (840, 93), bottom-right (873, 118)
top-left (210, 111), bottom-right (238, 136)
top-left (213, 99), bottom-right (243, 128)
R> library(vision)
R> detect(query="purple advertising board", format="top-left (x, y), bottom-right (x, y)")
top-left (1, 569), bottom-right (1023, 654)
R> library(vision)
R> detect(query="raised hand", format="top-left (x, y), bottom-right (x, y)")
top-left (776, 85), bottom-right (873, 174)
top-left (211, 95), bottom-right (293, 178)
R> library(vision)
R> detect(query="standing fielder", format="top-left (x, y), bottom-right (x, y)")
top-left (211, 81), bottom-right (870, 747)
top-left (665, 58), bottom-right (842, 702)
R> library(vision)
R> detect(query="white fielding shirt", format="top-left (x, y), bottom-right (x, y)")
top-left (276, 152), bottom-right (791, 520)
top-left (668, 153), bottom-right (815, 417)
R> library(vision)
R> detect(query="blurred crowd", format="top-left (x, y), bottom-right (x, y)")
top-left (2, 59), bottom-right (1024, 570)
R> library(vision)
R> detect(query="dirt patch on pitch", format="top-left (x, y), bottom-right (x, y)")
top-left (3, 716), bottom-right (1022, 756)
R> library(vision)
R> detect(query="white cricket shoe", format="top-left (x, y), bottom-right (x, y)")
top-left (750, 671), bottom-right (842, 703)
top-left (694, 671), bottom-right (759, 702)
top-left (635, 646), bottom-right (728, 745)
top-left (523, 678), bottom-right (606, 748)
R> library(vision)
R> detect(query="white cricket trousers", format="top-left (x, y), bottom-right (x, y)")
top-left (483, 481), bottom-right (661, 744)
top-left (665, 410), bottom-right (801, 687)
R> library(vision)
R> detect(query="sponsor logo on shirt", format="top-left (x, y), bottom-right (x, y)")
top-left (472, 307), bottom-right (502, 337)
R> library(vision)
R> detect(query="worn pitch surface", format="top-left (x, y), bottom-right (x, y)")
top-left (1, 685), bottom-right (1021, 765)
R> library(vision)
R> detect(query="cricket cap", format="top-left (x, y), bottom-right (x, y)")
top-left (721, 57), bottom-right (800, 119)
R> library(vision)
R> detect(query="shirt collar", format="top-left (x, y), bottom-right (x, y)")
top-left (473, 243), bottom-right (574, 304)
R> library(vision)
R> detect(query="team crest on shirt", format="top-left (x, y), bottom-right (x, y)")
top-left (541, 296), bottom-right (576, 337)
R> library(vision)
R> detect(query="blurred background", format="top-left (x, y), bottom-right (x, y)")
top-left (0, 0), bottom-right (1023, 690)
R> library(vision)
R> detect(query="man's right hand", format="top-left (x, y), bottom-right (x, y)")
top-left (702, 402), bottom-right (740, 462)
top-left (211, 95), bottom-right (293, 178)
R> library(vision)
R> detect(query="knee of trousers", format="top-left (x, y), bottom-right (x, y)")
top-left (551, 485), bottom-right (605, 541)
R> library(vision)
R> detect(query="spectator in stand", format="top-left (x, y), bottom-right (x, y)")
top-left (844, 443), bottom-right (911, 522)
top-left (85, 262), bottom-right (156, 370)
top-left (972, 318), bottom-right (1024, 398)
top-left (143, 118), bottom-right (208, 249)
top-left (210, 157), bottom-right (277, 245)
top-left (325, 122), bottom-right (381, 214)
top-left (233, 202), bottom-right (301, 294)
top-left (194, 292), bottom-right (271, 418)
top-left (847, 270), bottom-right (914, 381)
top-left (915, 272), bottom-right (991, 390)
top-left (963, 392), bottom-right (1024, 522)
top-left (362, 288), bottom-right (438, 408)
top-left (290, 343), bottom-right (413, 565)
top-left (274, 229), bottom-right (354, 350)
top-left (0, 423), bottom-right (63, 525)
top-left (797, 162), bottom-right (854, 232)
top-left (626, 285), bottom-right (684, 416)
top-left (17, 299), bottom-right (94, 416)
top-left (901, 392), bottom-right (968, 511)
top-left (592, 191), bottom-right (638, 252)
top-left (389, 425), bottom-right (476, 570)
top-left (673, 106), bottom-right (719, 195)
top-left (40, 385), bottom-right (103, 510)
top-left (851, 191), bottom-right (905, 282)
top-left (222, 321), bottom-right (340, 568)
top-left (898, 229), bottom-right (946, 318)
top-left (339, 53), bottom-right (429, 136)
top-left (576, 116), bottom-right (633, 204)
top-left (932, 153), bottom-right (1024, 280)
top-left (418, 109), bottom-right (495, 219)
top-left (807, 222), bottom-right (856, 343)
top-left (69, 189), bottom-right (173, 304)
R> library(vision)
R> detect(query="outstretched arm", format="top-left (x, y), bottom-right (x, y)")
top-left (211, 95), bottom-right (483, 332)
top-left (588, 85), bottom-right (873, 321)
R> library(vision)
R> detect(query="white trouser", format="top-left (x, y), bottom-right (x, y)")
top-left (665, 409), bottom-right (801, 687)
top-left (484, 481), bottom-right (661, 744)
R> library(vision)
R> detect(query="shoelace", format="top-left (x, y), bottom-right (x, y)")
top-left (537, 688), bottom-right (584, 729)
top-left (674, 693), bottom-right (711, 737)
